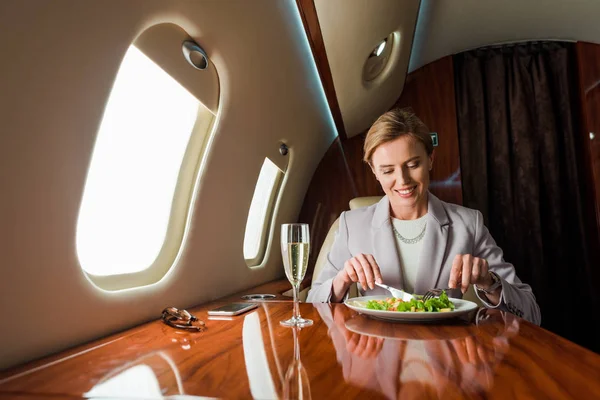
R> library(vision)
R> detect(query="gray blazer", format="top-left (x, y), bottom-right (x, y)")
top-left (306, 193), bottom-right (541, 325)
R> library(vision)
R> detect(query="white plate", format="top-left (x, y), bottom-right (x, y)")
top-left (344, 295), bottom-right (479, 322)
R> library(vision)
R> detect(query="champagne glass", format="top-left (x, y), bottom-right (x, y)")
top-left (283, 326), bottom-right (312, 400)
top-left (281, 223), bottom-right (312, 327)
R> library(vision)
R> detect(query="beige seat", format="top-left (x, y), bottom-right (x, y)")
top-left (302, 196), bottom-right (482, 307)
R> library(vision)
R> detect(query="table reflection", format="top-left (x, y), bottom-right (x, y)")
top-left (283, 326), bottom-right (312, 400)
top-left (315, 304), bottom-right (520, 399)
top-left (83, 326), bottom-right (209, 399)
top-left (244, 305), bottom-right (313, 400)
top-left (84, 352), bottom-right (184, 398)
top-left (243, 309), bottom-right (279, 400)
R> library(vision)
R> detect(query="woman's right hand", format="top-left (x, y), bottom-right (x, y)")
top-left (332, 253), bottom-right (382, 302)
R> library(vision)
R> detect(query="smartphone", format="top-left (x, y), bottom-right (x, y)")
top-left (207, 303), bottom-right (258, 316)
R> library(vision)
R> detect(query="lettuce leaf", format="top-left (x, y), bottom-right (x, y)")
top-left (364, 290), bottom-right (455, 312)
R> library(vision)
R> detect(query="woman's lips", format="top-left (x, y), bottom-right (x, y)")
top-left (395, 186), bottom-right (416, 198)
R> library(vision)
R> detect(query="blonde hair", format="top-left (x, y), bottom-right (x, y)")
top-left (363, 108), bottom-right (433, 165)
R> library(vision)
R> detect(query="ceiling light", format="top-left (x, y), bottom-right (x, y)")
top-left (374, 40), bottom-right (387, 57)
top-left (363, 34), bottom-right (395, 81)
top-left (182, 40), bottom-right (209, 70)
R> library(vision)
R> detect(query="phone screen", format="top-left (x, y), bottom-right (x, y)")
top-left (208, 303), bottom-right (258, 316)
top-left (212, 303), bottom-right (254, 312)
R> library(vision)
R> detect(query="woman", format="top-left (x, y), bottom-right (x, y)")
top-left (306, 109), bottom-right (541, 325)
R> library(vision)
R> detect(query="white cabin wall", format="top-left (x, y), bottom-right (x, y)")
top-left (0, 0), bottom-right (336, 370)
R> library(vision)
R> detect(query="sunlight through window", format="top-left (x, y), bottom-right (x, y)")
top-left (77, 46), bottom-right (200, 276)
top-left (244, 158), bottom-right (284, 265)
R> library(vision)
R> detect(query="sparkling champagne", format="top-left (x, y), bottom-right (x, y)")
top-left (280, 223), bottom-right (312, 327)
top-left (285, 242), bottom-right (309, 287)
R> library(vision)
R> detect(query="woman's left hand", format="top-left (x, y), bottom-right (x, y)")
top-left (448, 254), bottom-right (495, 294)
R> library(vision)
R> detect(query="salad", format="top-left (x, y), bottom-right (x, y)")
top-left (365, 290), bottom-right (455, 312)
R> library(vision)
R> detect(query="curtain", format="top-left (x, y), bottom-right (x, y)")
top-left (454, 42), bottom-right (598, 352)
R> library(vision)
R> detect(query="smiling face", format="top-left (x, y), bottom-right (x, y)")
top-left (370, 135), bottom-right (433, 220)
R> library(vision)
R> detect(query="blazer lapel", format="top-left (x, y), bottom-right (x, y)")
top-left (371, 197), bottom-right (405, 289)
top-left (414, 192), bottom-right (450, 295)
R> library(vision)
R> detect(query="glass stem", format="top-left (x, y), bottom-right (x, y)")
top-left (293, 284), bottom-right (301, 321)
top-left (293, 326), bottom-right (300, 361)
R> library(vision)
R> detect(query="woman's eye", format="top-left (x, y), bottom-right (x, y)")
top-left (382, 170), bottom-right (393, 175)
top-left (408, 162), bottom-right (420, 169)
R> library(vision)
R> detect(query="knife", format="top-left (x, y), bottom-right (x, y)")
top-left (374, 282), bottom-right (415, 302)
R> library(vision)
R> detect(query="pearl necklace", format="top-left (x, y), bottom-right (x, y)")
top-left (392, 223), bottom-right (427, 244)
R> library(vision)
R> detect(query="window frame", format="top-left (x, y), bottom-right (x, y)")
top-left (244, 158), bottom-right (285, 267)
top-left (78, 38), bottom-right (218, 291)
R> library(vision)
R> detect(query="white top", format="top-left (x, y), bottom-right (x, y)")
top-left (391, 214), bottom-right (428, 294)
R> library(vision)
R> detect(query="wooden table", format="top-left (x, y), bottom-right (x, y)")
top-left (1, 282), bottom-right (599, 399)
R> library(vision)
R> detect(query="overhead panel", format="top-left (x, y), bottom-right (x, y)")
top-left (314, 0), bottom-right (421, 138)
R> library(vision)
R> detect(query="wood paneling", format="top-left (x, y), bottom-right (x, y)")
top-left (575, 41), bottom-right (600, 254)
top-left (296, 0), bottom-right (347, 140)
top-left (341, 133), bottom-right (385, 197)
top-left (2, 302), bottom-right (599, 399)
top-left (298, 138), bottom-right (357, 278)
top-left (393, 55), bottom-right (463, 205)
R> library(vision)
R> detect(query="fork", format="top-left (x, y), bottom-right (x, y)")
top-left (422, 288), bottom-right (451, 302)
top-left (374, 282), bottom-right (414, 302)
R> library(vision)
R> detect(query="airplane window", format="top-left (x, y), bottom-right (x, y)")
top-left (244, 158), bottom-right (284, 266)
top-left (76, 45), bottom-right (205, 278)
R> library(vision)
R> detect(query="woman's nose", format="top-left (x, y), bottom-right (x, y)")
top-left (398, 168), bottom-right (411, 184)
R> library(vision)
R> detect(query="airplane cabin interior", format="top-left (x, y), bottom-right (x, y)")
top-left (1, 0), bottom-right (599, 399)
